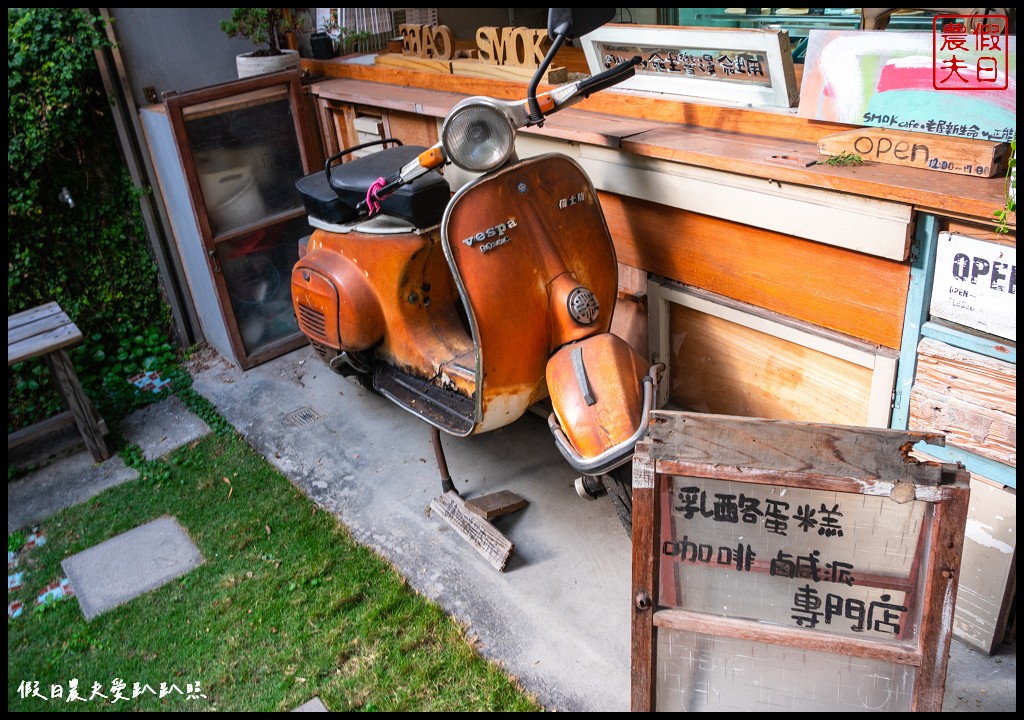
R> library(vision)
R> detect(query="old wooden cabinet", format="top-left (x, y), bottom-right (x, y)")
top-left (299, 55), bottom-right (1015, 653)
top-left (140, 70), bottom-right (319, 369)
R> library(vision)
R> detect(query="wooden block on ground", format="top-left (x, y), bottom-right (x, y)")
top-left (430, 491), bottom-right (514, 571)
top-left (465, 490), bottom-right (528, 520)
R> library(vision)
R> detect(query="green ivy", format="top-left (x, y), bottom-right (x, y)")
top-left (8, 8), bottom-right (181, 434)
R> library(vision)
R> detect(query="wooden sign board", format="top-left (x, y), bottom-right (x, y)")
top-left (579, 24), bottom-right (799, 108)
top-left (798, 30), bottom-right (1016, 143)
top-left (818, 128), bottom-right (1011, 177)
top-left (929, 231), bottom-right (1016, 341)
top-left (631, 411), bottom-right (970, 712)
top-left (381, 24), bottom-right (565, 82)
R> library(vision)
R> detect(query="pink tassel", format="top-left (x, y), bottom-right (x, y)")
top-left (365, 176), bottom-right (387, 216)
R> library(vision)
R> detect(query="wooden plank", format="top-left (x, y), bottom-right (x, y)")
top-left (45, 349), bottom-right (110, 462)
top-left (914, 479), bottom-right (971, 711)
top-left (7, 410), bottom-right (76, 449)
top-left (818, 128), bottom-right (1010, 178)
top-left (8, 301), bottom-right (63, 332)
top-left (585, 142), bottom-right (915, 261)
top-left (666, 302), bottom-right (877, 426)
top-left (653, 608), bottom-right (923, 665)
top-left (608, 194), bottom-right (910, 349)
top-left (630, 449), bottom-right (657, 712)
top-left (430, 491), bottom-right (514, 571)
top-left (647, 410), bottom-right (947, 488)
top-left (910, 386), bottom-right (1016, 467)
top-left (915, 337), bottom-right (1016, 416)
top-left (449, 58), bottom-right (566, 84)
top-left (373, 52), bottom-right (452, 75)
top-left (464, 490), bottom-right (527, 520)
top-left (9, 324), bottom-right (83, 366)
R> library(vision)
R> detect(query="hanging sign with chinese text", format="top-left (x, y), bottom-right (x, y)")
top-left (579, 24), bottom-right (799, 108)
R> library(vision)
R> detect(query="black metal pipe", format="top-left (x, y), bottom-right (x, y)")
top-left (432, 426), bottom-right (458, 495)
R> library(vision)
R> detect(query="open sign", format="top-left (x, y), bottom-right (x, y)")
top-left (930, 232), bottom-right (1016, 341)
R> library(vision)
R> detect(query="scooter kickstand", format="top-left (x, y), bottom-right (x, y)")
top-left (431, 426), bottom-right (459, 496)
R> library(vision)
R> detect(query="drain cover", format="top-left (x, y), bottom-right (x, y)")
top-left (284, 406), bottom-right (323, 427)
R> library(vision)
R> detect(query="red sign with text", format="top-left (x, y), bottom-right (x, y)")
top-left (933, 14), bottom-right (1009, 90)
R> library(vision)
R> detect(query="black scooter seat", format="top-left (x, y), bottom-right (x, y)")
top-left (296, 145), bottom-right (451, 228)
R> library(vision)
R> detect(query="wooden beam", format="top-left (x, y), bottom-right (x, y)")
top-left (430, 491), bottom-right (514, 571)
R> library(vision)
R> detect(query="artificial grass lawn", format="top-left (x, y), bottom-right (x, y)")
top-left (7, 431), bottom-right (543, 712)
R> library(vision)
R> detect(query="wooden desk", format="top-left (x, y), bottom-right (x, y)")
top-left (8, 302), bottom-right (111, 462)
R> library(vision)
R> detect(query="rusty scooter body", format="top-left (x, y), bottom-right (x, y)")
top-left (290, 8), bottom-right (660, 528)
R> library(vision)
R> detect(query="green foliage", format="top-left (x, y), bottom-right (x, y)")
top-left (818, 151), bottom-right (864, 167)
top-left (993, 135), bottom-right (1015, 234)
top-left (219, 8), bottom-right (307, 56)
top-left (8, 8), bottom-right (180, 433)
top-left (8, 531), bottom-right (26, 554)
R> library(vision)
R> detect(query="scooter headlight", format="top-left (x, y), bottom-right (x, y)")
top-left (441, 99), bottom-right (516, 173)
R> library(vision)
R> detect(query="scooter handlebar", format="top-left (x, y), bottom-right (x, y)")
top-left (575, 55), bottom-right (641, 98)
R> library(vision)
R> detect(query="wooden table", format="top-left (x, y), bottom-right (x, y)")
top-left (8, 302), bottom-right (111, 462)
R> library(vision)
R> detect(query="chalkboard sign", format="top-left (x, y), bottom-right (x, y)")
top-left (630, 411), bottom-right (970, 712)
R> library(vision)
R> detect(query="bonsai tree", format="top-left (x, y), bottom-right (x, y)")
top-left (219, 8), bottom-right (306, 57)
top-left (318, 16), bottom-right (370, 54)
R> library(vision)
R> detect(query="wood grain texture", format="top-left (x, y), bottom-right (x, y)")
top-left (914, 337), bottom-right (1016, 416)
top-left (599, 191), bottom-right (910, 348)
top-left (667, 304), bottom-right (875, 425)
top-left (910, 386), bottom-right (1016, 467)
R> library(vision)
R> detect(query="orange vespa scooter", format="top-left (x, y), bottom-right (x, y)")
top-left (290, 8), bottom-right (661, 530)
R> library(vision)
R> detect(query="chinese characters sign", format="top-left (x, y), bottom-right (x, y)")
top-left (581, 25), bottom-right (799, 108)
top-left (594, 42), bottom-right (773, 87)
top-left (933, 14), bottom-right (1010, 90)
top-left (659, 476), bottom-right (926, 641)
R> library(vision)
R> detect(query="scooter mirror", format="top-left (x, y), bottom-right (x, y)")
top-left (547, 7), bottom-right (615, 41)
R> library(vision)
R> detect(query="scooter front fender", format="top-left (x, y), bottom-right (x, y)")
top-left (546, 333), bottom-right (661, 475)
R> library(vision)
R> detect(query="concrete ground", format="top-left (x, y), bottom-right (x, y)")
top-left (7, 344), bottom-right (1016, 712)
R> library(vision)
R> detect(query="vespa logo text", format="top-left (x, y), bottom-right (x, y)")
top-left (463, 218), bottom-right (517, 254)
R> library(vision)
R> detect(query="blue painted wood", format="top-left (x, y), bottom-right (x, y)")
top-left (914, 440), bottom-right (1017, 489)
top-left (921, 320), bottom-right (1017, 365)
top-left (891, 213), bottom-right (939, 430)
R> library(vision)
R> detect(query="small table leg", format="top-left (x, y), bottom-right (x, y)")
top-left (44, 349), bottom-right (110, 462)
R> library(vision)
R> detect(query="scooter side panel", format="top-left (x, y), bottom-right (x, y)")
top-left (546, 333), bottom-right (649, 461)
top-left (443, 154), bottom-right (618, 433)
top-left (294, 228), bottom-right (477, 399)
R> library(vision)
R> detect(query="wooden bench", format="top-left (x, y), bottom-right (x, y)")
top-left (8, 302), bottom-right (111, 462)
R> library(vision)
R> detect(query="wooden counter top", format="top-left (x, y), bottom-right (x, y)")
top-left (304, 60), bottom-right (1015, 233)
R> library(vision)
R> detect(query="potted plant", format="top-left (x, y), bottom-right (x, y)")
top-left (220, 8), bottom-right (306, 78)
top-left (311, 16), bottom-right (370, 60)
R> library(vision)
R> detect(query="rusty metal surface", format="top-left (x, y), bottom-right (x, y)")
top-left (444, 154), bottom-right (618, 432)
top-left (546, 333), bottom-right (649, 459)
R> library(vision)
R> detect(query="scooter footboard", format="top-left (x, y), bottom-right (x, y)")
top-left (545, 333), bottom-right (660, 475)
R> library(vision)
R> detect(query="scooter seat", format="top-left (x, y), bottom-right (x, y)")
top-left (296, 146), bottom-right (451, 228)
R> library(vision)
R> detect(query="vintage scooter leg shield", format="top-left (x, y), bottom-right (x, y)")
top-left (442, 153), bottom-right (618, 434)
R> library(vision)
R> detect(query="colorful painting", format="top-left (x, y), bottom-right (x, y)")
top-left (798, 30), bottom-right (1016, 142)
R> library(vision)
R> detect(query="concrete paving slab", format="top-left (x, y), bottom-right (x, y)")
top-left (8, 448), bottom-right (137, 534)
top-left (120, 394), bottom-right (212, 461)
top-left (61, 515), bottom-right (203, 620)
top-left (292, 697), bottom-right (329, 712)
